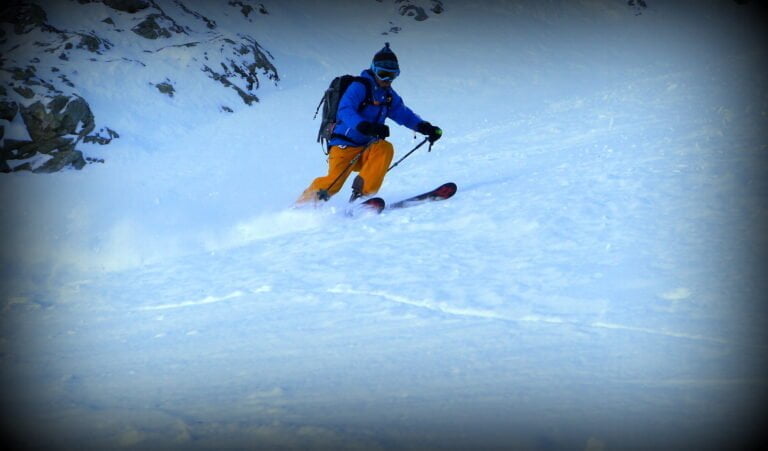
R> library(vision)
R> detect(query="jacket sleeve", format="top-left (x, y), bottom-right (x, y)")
top-left (336, 81), bottom-right (368, 133)
top-left (387, 91), bottom-right (423, 131)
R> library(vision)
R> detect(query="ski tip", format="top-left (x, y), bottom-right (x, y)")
top-left (362, 197), bottom-right (386, 213)
top-left (345, 197), bottom-right (385, 217)
top-left (435, 182), bottom-right (457, 199)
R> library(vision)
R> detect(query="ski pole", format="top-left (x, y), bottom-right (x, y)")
top-left (387, 137), bottom-right (429, 172)
top-left (316, 139), bottom-right (376, 201)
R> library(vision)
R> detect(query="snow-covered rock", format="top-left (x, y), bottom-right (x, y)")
top-left (0, 0), bottom-right (280, 172)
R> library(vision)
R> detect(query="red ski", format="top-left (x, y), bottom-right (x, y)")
top-left (360, 197), bottom-right (386, 213)
top-left (389, 182), bottom-right (457, 209)
top-left (345, 196), bottom-right (386, 217)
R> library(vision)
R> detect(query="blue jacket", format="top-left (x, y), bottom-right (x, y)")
top-left (329, 69), bottom-right (423, 147)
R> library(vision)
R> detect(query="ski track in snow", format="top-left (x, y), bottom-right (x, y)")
top-left (138, 284), bottom-right (736, 346)
top-left (341, 287), bottom-right (735, 346)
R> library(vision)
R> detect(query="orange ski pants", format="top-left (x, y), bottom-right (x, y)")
top-left (297, 140), bottom-right (394, 203)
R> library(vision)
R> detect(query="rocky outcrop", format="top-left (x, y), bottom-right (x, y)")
top-left (154, 80), bottom-right (175, 97)
top-left (0, 97), bottom-right (18, 122)
top-left (1, 2), bottom-right (122, 172)
top-left (1, 62), bottom-right (118, 172)
top-left (103, 0), bottom-right (151, 14)
top-left (0, 94), bottom-right (118, 173)
top-left (229, 1), bottom-right (269, 20)
top-left (0, 62), bottom-right (119, 172)
top-left (132, 14), bottom-right (175, 39)
top-left (397, 0), bottom-right (444, 21)
top-left (202, 36), bottom-right (278, 106)
top-left (0, 0), bottom-right (280, 173)
top-left (1, 2), bottom-right (51, 34)
top-left (378, 0), bottom-right (444, 34)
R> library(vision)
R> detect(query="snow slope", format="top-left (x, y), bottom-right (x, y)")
top-left (2, 0), bottom-right (767, 449)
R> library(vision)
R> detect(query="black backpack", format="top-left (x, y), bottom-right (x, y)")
top-left (313, 74), bottom-right (388, 153)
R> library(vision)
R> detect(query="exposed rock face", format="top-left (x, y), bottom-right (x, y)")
top-left (155, 81), bottom-right (175, 97)
top-left (397, 0), bottom-right (445, 21)
top-left (132, 14), bottom-right (174, 39)
top-left (103, 0), bottom-right (151, 14)
top-left (1, 2), bottom-right (51, 34)
top-left (1, 95), bottom-right (110, 172)
top-left (23, 96), bottom-right (95, 141)
top-left (0, 0), bottom-right (280, 173)
top-left (399, 4), bottom-right (430, 21)
top-left (379, 0), bottom-right (444, 35)
top-left (202, 36), bottom-right (278, 106)
top-left (0, 98), bottom-right (18, 122)
top-left (228, 1), bottom-right (270, 20)
top-left (0, 56), bottom-right (118, 172)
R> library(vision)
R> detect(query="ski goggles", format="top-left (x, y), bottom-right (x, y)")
top-left (372, 64), bottom-right (400, 81)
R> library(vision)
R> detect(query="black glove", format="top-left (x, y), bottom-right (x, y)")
top-left (417, 121), bottom-right (442, 144)
top-left (357, 121), bottom-right (390, 139)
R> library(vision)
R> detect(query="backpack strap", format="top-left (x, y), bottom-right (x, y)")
top-left (353, 76), bottom-right (373, 112)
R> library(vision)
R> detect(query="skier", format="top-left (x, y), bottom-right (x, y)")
top-left (297, 43), bottom-right (442, 204)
